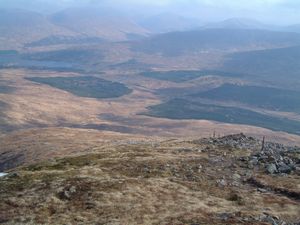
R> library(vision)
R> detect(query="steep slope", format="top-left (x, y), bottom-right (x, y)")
top-left (50, 7), bottom-right (149, 41)
top-left (131, 29), bottom-right (300, 56)
top-left (0, 9), bottom-right (75, 49)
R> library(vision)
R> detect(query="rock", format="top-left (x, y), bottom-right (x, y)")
top-left (0, 172), bottom-right (8, 178)
top-left (216, 179), bottom-right (227, 187)
top-left (266, 164), bottom-right (277, 174)
top-left (265, 217), bottom-right (278, 225)
top-left (257, 188), bottom-right (267, 193)
top-left (232, 173), bottom-right (241, 181)
top-left (248, 164), bottom-right (254, 169)
top-left (277, 163), bottom-right (292, 174)
top-left (6, 172), bottom-right (19, 179)
top-left (249, 157), bottom-right (259, 165)
top-left (263, 216), bottom-right (279, 225)
top-left (58, 186), bottom-right (77, 200)
top-left (218, 213), bottom-right (232, 221)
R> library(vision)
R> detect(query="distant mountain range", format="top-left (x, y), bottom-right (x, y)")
top-left (50, 7), bottom-right (149, 41)
top-left (139, 13), bottom-right (201, 33)
top-left (1, 7), bottom-right (300, 51)
top-left (0, 8), bottom-right (149, 49)
top-left (201, 18), bottom-right (300, 34)
top-left (0, 8), bottom-right (75, 49)
top-left (201, 18), bottom-right (274, 30)
top-left (131, 28), bottom-right (300, 56)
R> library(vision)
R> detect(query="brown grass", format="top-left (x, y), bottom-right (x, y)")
top-left (0, 137), bottom-right (299, 224)
top-left (1, 68), bottom-right (300, 145)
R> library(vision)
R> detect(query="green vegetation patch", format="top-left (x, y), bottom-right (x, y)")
top-left (27, 76), bottom-right (132, 99)
top-left (144, 98), bottom-right (300, 135)
top-left (192, 84), bottom-right (300, 113)
top-left (141, 70), bottom-right (241, 83)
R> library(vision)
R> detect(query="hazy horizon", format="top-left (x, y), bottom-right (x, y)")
top-left (0, 0), bottom-right (300, 25)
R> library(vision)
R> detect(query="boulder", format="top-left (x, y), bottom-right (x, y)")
top-left (266, 163), bottom-right (277, 174)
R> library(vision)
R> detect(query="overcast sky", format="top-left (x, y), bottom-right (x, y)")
top-left (0, 0), bottom-right (299, 24)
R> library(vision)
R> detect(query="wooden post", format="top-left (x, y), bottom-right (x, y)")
top-left (261, 136), bottom-right (265, 151)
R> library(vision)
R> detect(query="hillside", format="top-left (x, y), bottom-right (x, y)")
top-left (131, 29), bottom-right (300, 56)
top-left (140, 13), bottom-right (200, 33)
top-left (0, 133), bottom-right (299, 224)
top-left (0, 2), bottom-right (299, 225)
top-left (0, 8), bottom-right (149, 50)
top-left (282, 24), bottom-right (300, 33)
top-left (50, 7), bottom-right (149, 41)
top-left (201, 18), bottom-right (271, 30)
top-left (222, 45), bottom-right (300, 80)
top-left (0, 9), bottom-right (75, 50)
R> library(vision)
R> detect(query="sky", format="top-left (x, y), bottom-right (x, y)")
top-left (0, 0), bottom-right (299, 24)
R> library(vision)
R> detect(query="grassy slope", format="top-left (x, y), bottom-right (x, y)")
top-left (0, 136), bottom-right (299, 224)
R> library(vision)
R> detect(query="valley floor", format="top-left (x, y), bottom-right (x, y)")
top-left (1, 68), bottom-right (300, 146)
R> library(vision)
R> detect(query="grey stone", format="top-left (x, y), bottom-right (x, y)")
top-left (6, 172), bottom-right (19, 179)
top-left (264, 216), bottom-right (278, 225)
top-left (232, 173), bottom-right (241, 181)
top-left (278, 163), bottom-right (292, 174)
top-left (216, 179), bottom-right (227, 187)
top-left (257, 188), bottom-right (267, 193)
top-left (266, 164), bottom-right (277, 174)
top-left (218, 213), bottom-right (231, 221)
top-left (249, 157), bottom-right (259, 165)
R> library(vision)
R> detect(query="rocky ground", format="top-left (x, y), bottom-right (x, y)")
top-left (0, 134), bottom-right (299, 225)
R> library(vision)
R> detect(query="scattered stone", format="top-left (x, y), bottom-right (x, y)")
top-left (260, 213), bottom-right (282, 225)
top-left (231, 135), bottom-right (300, 175)
top-left (277, 163), bottom-right (292, 174)
top-left (195, 133), bottom-right (259, 150)
top-left (195, 134), bottom-right (299, 176)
